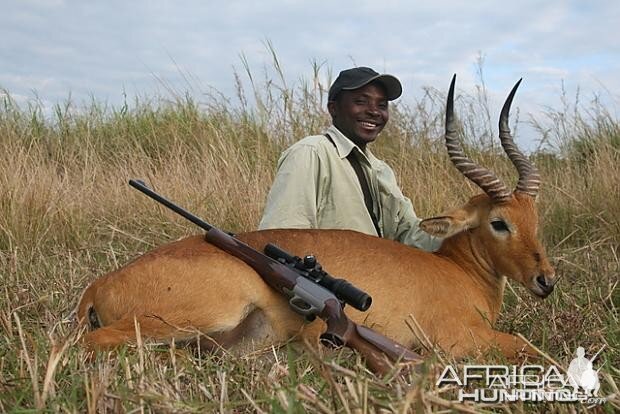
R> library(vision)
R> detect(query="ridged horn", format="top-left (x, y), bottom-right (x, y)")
top-left (445, 75), bottom-right (511, 201)
top-left (498, 79), bottom-right (541, 198)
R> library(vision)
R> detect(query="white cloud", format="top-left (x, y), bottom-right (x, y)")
top-left (527, 66), bottom-right (569, 78)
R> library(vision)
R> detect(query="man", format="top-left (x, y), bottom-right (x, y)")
top-left (259, 66), bottom-right (440, 251)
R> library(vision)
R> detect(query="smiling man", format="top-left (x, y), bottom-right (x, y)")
top-left (259, 67), bottom-right (441, 251)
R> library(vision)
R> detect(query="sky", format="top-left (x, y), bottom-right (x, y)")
top-left (1, 0), bottom-right (619, 151)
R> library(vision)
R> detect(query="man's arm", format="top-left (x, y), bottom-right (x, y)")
top-left (259, 144), bottom-right (322, 230)
top-left (376, 166), bottom-right (442, 251)
top-left (393, 194), bottom-right (443, 251)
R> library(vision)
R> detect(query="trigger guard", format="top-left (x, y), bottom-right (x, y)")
top-left (289, 295), bottom-right (319, 316)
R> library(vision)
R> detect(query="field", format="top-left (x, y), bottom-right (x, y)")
top-left (0, 68), bottom-right (618, 413)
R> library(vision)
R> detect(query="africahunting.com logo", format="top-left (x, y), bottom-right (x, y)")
top-left (436, 347), bottom-right (607, 405)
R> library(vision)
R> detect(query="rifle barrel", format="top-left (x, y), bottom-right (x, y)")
top-left (129, 179), bottom-right (214, 232)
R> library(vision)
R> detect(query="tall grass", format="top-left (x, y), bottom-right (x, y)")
top-left (0, 63), bottom-right (618, 413)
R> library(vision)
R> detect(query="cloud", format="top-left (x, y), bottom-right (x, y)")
top-left (1, 0), bottom-right (619, 151)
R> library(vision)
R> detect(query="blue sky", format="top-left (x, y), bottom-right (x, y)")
top-left (1, 0), bottom-right (619, 150)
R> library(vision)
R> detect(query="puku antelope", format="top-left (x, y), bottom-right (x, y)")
top-left (76, 76), bottom-right (556, 361)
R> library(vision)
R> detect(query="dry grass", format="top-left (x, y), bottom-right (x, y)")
top-left (0, 65), bottom-right (618, 413)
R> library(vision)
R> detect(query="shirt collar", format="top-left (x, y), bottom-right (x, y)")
top-left (325, 125), bottom-right (382, 169)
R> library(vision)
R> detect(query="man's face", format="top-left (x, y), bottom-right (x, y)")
top-left (328, 82), bottom-right (389, 149)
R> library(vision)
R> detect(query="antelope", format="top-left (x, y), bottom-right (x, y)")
top-left (76, 76), bottom-right (556, 361)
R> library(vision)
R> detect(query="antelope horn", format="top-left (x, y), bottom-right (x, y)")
top-left (498, 79), bottom-right (541, 198)
top-left (445, 75), bottom-right (511, 201)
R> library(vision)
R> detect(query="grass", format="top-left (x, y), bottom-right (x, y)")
top-left (0, 63), bottom-right (618, 413)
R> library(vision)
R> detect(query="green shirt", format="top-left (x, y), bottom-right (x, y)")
top-left (258, 125), bottom-right (441, 252)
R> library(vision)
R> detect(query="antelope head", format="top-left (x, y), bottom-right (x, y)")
top-left (421, 76), bottom-right (556, 298)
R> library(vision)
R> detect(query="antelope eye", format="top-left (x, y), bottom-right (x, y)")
top-left (491, 220), bottom-right (510, 233)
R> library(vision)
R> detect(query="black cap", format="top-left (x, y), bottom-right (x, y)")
top-left (328, 67), bottom-right (402, 102)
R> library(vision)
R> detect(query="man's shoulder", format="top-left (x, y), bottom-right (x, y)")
top-left (290, 134), bottom-right (331, 149)
top-left (282, 134), bottom-right (333, 157)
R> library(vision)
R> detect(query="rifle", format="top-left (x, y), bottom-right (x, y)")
top-left (129, 179), bottom-right (422, 375)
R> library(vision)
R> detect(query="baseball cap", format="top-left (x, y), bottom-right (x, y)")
top-left (328, 67), bottom-right (402, 102)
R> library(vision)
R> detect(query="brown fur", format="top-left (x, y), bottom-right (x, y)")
top-left (76, 191), bottom-right (555, 360)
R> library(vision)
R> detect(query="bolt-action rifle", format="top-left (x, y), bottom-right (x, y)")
top-left (129, 179), bottom-right (422, 375)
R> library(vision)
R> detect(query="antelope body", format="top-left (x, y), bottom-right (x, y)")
top-left (77, 77), bottom-right (556, 360)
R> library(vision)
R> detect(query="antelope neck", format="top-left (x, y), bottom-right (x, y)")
top-left (439, 231), bottom-right (505, 322)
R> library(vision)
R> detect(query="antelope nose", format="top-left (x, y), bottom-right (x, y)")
top-left (535, 274), bottom-right (555, 295)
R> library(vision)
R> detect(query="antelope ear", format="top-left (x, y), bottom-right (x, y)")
top-left (420, 208), bottom-right (479, 238)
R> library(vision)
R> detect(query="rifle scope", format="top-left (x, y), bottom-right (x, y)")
top-left (264, 243), bottom-right (372, 312)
